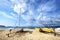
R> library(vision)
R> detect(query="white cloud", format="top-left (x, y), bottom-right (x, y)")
top-left (0, 11), bottom-right (15, 20)
top-left (36, 13), bottom-right (43, 20)
top-left (53, 15), bottom-right (60, 21)
top-left (13, 4), bottom-right (27, 14)
top-left (36, 0), bottom-right (56, 22)
top-left (21, 14), bottom-right (31, 22)
top-left (37, 1), bottom-right (55, 12)
top-left (20, 23), bottom-right (31, 27)
top-left (3, 13), bottom-right (13, 19)
top-left (10, 12), bottom-right (17, 17)
top-left (20, 9), bottom-right (34, 23)
top-left (10, 0), bottom-right (57, 26)
top-left (11, 0), bottom-right (27, 15)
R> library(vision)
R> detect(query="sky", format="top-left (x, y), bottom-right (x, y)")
top-left (0, 0), bottom-right (60, 27)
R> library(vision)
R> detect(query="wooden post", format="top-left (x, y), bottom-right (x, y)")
top-left (21, 28), bottom-right (24, 32)
top-left (10, 29), bottom-right (12, 34)
top-left (53, 28), bottom-right (56, 36)
top-left (7, 34), bottom-right (9, 37)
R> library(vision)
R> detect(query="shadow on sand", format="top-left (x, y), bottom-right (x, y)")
top-left (6, 29), bottom-right (32, 37)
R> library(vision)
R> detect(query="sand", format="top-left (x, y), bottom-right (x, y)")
top-left (0, 28), bottom-right (60, 40)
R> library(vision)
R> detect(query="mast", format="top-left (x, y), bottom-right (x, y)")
top-left (19, 8), bottom-right (21, 27)
top-left (19, 8), bottom-right (24, 32)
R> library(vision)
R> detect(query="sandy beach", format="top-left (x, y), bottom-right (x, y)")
top-left (0, 28), bottom-right (60, 40)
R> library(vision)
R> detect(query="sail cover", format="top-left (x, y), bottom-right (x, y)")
top-left (0, 0), bottom-right (60, 28)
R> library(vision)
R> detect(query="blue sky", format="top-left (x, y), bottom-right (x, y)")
top-left (0, 0), bottom-right (60, 27)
